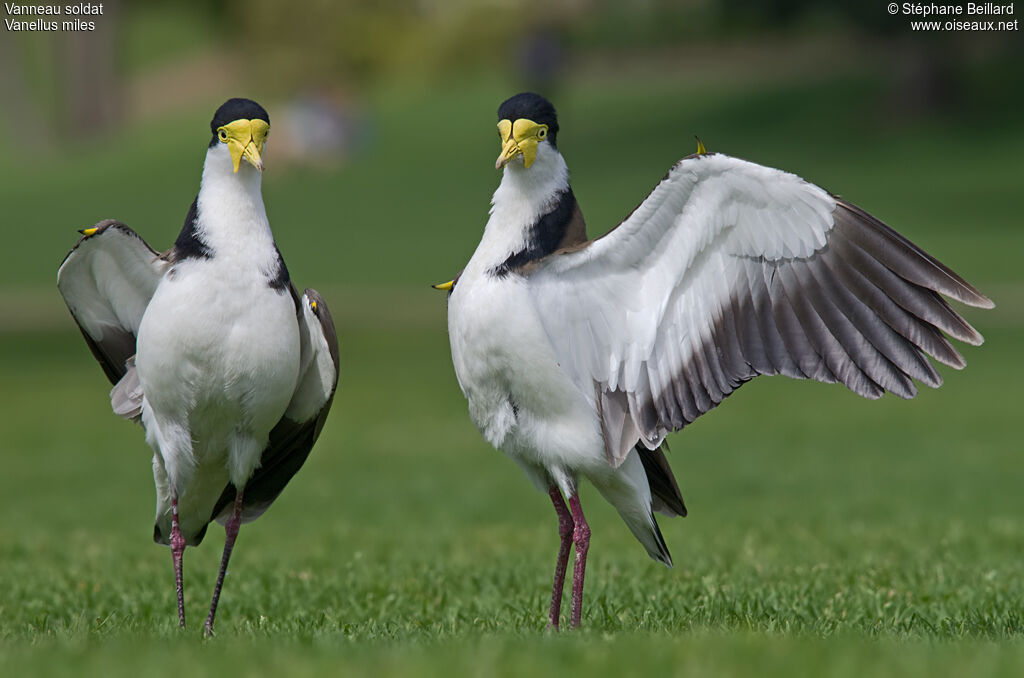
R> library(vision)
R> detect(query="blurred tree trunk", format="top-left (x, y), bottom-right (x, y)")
top-left (0, 28), bottom-right (52, 151)
top-left (59, 0), bottom-right (122, 139)
top-left (891, 37), bottom-right (957, 116)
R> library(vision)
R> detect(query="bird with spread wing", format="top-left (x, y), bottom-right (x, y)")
top-left (57, 98), bottom-right (340, 635)
top-left (435, 92), bottom-right (992, 629)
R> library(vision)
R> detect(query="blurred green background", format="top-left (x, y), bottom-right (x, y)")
top-left (1, 1), bottom-right (1022, 675)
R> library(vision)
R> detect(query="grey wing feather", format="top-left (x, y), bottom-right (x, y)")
top-left (57, 220), bottom-right (167, 419)
top-left (110, 356), bottom-right (144, 421)
top-left (632, 197), bottom-right (992, 440)
top-left (529, 154), bottom-right (992, 467)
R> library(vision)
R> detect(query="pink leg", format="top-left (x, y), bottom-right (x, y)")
top-left (568, 493), bottom-right (591, 629)
top-left (170, 496), bottom-right (186, 628)
top-left (204, 490), bottom-right (244, 637)
top-left (547, 486), bottom-right (575, 630)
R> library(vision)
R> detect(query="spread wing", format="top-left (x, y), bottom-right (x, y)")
top-left (211, 287), bottom-right (341, 524)
top-left (57, 219), bottom-right (169, 418)
top-left (528, 153), bottom-right (993, 466)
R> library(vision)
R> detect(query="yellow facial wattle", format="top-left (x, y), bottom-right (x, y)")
top-left (216, 118), bottom-right (270, 172)
top-left (496, 117), bottom-right (549, 170)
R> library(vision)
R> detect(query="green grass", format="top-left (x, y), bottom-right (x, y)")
top-left (1, 64), bottom-right (1022, 675)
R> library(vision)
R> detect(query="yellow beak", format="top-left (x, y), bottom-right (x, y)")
top-left (218, 119), bottom-right (270, 173)
top-left (432, 280), bottom-right (454, 292)
top-left (496, 118), bottom-right (548, 170)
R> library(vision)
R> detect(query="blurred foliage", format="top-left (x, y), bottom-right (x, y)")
top-left (120, 1), bottom-right (220, 72)
top-left (148, 0), bottom-right (1024, 114)
top-left (230, 0), bottom-right (550, 89)
top-left (561, 0), bottom-right (718, 50)
top-left (715, 0), bottom-right (1022, 114)
top-left (3, 0), bottom-right (1021, 148)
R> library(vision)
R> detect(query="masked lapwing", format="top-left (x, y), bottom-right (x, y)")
top-left (435, 92), bottom-right (992, 629)
top-left (57, 98), bottom-right (340, 635)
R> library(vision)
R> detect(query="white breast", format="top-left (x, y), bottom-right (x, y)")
top-left (448, 262), bottom-right (605, 477)
top-left (136, 260), bottom-right (300, 439)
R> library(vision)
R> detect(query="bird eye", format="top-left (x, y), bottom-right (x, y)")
top-left (218, 129), bottom-right (228, 142)
top-left (538, 127), bottom-right (547, 139)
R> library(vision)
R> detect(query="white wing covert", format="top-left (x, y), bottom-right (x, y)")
top-left (528, 154), bottom-right (993, 466)
top-left (57, 220), bottom-right (169, 418)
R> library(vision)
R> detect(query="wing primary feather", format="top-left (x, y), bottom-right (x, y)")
top-left (748, 263), bottom-right (808, 378)
top-left (833, 230), bottom-right (984, 346)
top-left (701, 321), bottom-right (732, 398)
top-left (716, 271), bottom-right (754, 382)
top-left (694, 338), bottom-right (725, 405)
top-left (763, 263), bottom-right (835, 382)
top-left (834, 200), bottom-right (993, 309)
top-left (775, 262), bottom-right (883, 398)
top-left (690, 274), bottom-right (731, 400)
top-left (809, 254), bottom-right (940, 389)
top-left (670, 368), bottom-right (701, 425)
top-left (679, 346), bottom-right (713, 415)
top-left (828, 235), bottom-right (966, 369)
top-left (680, 289), bottom-right (721, 408)
top-left (791, 257), bottom-right (915, 398)
top-left (654, 389), bottom-right (680, 431)
top-left (731, 264), bottom-right (776, 376)
top-left (648, 360), bottom-right (673, 428)
top-left (657, 328), bottom-right (687, 429)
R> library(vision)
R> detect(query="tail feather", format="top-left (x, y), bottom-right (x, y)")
top-left (612, 504), bottom-right (674, 567)
top-left (637, 441), bottom-right (687, 517)
top-left (592, 447), bottom-right (678, 567)
top-left (648, 512), bottom-right (673, 567)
